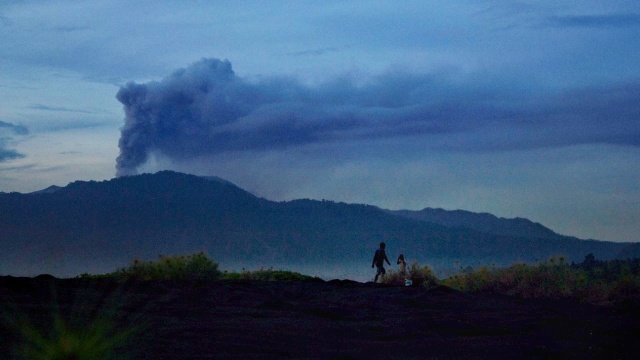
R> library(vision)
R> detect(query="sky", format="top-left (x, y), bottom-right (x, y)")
top-left (1, 1), bottom-right (639, 242)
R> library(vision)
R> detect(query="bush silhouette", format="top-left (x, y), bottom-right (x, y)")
top-left (443, 255), bottom-right (640, 304)
top-left (381, 261), bottom-right (438, 287)
top-left (112, 252), bottom-right (221, 281)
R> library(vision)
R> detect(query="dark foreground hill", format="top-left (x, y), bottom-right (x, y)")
top-left (1, 276), bottom-right (639, 359)
top-left (0, 171), bottom-right (630, 278)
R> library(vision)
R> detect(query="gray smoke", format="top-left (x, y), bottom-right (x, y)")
top-left (115, 58), bottom-right (454, 175)
top-left (115, 58), bottom-right (640, 176)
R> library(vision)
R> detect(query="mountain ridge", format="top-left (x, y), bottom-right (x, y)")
top-left (387, 208), bottom-right (561, 240)
top-left (0, 171), bottom-right (631, 279)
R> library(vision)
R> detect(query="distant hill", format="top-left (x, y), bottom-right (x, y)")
top-left (0, 171), bottom-right (631, 279)
top-left (28, 185), bottom-right (63, 194)
top-left (616, 243), bottom-right (640, 260)
top-left (388, 208), bottom-right (560, 240)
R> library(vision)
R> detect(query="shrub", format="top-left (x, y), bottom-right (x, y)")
top-left (443, 257), bottom-right (577, 299)
top-left (443, 255), bottom-right (640, 305)
top-left (381, 261), bottom-right (438, 288)
top-left (462, 265), bottom-right (494, 293)
top-left (408, 261), bottom-right (438, 288)
top-left (378, 269), bottom-right (406, 286)
top-left (607, 275), bottom-right (640, 304)
top-left (113, 252), bottom-right (221, 281)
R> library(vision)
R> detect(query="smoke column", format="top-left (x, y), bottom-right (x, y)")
top-left (115, 58), bottom-right (466, 176)
top-left (115, 58), bottom-right (640, 176)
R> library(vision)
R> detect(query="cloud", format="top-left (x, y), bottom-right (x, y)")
top-left (0, 120), bottom-right (28, 135)
top-left (289, 46), bottom-right (346, 57)
top-left (0, 120), bottom-right (28, 162)
top-left (546, 14), bottom-right (640, 28)
top-left (0, 138), bottom-right (23, 162)
top-left (0, 147), bottom-right (23, 162)
top-left (0, 163), bottom-right (35, 172)
top-left (53, 25), bottom-right (89, 32)
top-left (115, 58), bottom-right (640, 176)
top-left (28, 103), bottom-right (99, 114)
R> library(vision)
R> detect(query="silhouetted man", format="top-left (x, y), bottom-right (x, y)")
top-left (372, 242), bottom-right (391, 283)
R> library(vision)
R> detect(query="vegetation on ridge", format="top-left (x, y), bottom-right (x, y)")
top-left (79, 251), bottom-right (640, 305)
top-left (109, 252), bottom-right (221, 281)
top-left (79, 252), bottom-right (320, 282)
top-left (379, 261), bottom-right (439, 288)
top-left (441, 255), bottom-right (640, 305)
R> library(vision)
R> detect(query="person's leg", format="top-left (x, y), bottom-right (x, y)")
top-left (374, 266), bottom-right (384, 282)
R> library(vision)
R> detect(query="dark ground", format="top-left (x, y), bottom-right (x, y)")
top-left (1, 276), bottom-right (639, 359)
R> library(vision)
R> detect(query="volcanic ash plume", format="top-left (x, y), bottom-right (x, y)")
top-left (115, 57), bottom-right (640, 176)
top-left (114, 57), bottom-right (447, 176)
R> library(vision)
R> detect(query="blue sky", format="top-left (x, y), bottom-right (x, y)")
top-left (1, 1), bottom-right (639, 242)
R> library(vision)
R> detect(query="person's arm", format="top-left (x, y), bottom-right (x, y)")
top-left (384, 253), bottom-right (391, 266)
top-left (372, 250), bottom-right (378, 267)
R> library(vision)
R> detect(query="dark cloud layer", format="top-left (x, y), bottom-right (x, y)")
top-left (0, 147), bottom-right (22, 162)
top-left (0, 120), bottom-right (28, 135)
top-left (28, 104), bottom-right (98, 114)
top-left (116, 58), bottom-right (640, 176)
top-left (0, 120), bottom-right (27, 162)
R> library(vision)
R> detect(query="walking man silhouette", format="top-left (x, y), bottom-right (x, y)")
top-left (372, 242), bottom-right (391, 283)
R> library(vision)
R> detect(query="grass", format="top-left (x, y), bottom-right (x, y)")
top-left (81, 252), bottom-right (222, 281)
top-left (379, 254), bottom-right (640, 305)
top-left (15, 312), bottom-right (134, 360)
top-left (74, 252), bottom-right (640, 305)
top-left (380, 261), bottom-right (438, 288)
top-left (120, 251), bottom-right (221, 281)
top-left (80, 252), bottom-right (320, 283)
top-left (442, 255), bottom-right (640, 305)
